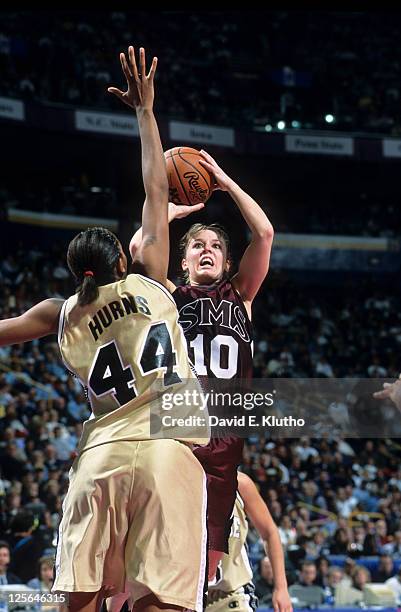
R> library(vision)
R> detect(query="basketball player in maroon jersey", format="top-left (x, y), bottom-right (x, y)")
top-left (130, 150), bottom-right (274, 581)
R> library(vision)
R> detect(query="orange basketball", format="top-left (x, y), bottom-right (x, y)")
top-left (164, 147), bottom-right (213, 206)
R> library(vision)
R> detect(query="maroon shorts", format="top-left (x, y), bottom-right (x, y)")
top-left (194, 436), bottom-right (244, 553)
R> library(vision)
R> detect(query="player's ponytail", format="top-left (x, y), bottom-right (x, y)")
top-left (79, 272), bottom-right (98, 306)
top-left (67, 227), bottom-right (121, 306)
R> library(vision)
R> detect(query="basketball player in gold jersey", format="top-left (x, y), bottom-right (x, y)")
top-left (207, 472), bottom-right (292, 612)
top-left (0, 47), bottom-right (209, 612)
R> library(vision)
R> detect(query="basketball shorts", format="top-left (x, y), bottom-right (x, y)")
top-left (194, 436), bottom-right (244, 553)
top-left (53, 439), bottom-right (207, 612)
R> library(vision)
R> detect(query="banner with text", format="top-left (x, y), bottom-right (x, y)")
top-left (75, 110), bottom-right (139, 137)
top-left (169, 120), bottom-right (235, 147)
top-left (285, 134), bottom-right (354, 156)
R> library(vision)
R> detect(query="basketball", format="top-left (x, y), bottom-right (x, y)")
top-left (164, 146), bottom-right (214, 206)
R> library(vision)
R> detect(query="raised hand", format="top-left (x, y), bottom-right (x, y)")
top-left (198, 149), bottom-right (235, 192)
top-left (108, 46), bottom-right (157, 111)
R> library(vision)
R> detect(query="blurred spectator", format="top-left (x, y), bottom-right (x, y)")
top-left (7, 511), bottom-right (47, 583)
top-left (325, 565), bottom-right (345, 594)
top-left (254, 556), bottom-right (275, 605)
top-left (352, 565), bottom-right (371, 592)
top-left (51, 426), bottom-right (74, 462)
top-left (0, 442), bottom-right (26, 480)
top-left (315, 556), bottom-right (330, 587)
top-left (27, 556), bottom-right (54, 591)
top-left (372, 553), bottom-right (395, 583)
top-left (335, 487), bottom-right (359, 519)
top-left (278, 515), bottom-right (297, 549)
top-left (383, 530), bottom-right (401, 557)
top-left (330, 528), bottom-right (351, 554)
top-left (315, 356), bottom-right (334, 378)
top-left (341, 558), bottom-right (356, 586)
top-left (363, 519), bottom-right (390, 555)
top-left (293, 560), bottom-right (319, 587)
top-left (0, 540), bottom-right (22, 584)
top-left (293, 438), bottom-right (318, 463)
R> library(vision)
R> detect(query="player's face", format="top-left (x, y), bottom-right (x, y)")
top-left (182, 230), bottom-right (229, 285)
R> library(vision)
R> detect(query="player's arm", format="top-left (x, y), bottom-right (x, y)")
top-left (129, 201), bottom-right (205, 293)
top-left (108, 46), bottom-right (169, 285)
top-left (238, 472), bottom-right (292, 612)
top-left (199, 150), bottom-right (273, 312)
top-left (0, 299), bottom-right (63, 346)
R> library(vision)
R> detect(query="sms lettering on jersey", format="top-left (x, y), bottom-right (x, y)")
top-left (178, 298), bottom-right (251, 343)
top-left (88, 295), bottom-right (151, 341)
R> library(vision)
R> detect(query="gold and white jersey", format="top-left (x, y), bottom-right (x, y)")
top-left (210, 493), bottom-right (253, 594)
top-left (58, 274), bottom-right (209, 452)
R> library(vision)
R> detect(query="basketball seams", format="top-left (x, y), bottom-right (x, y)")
top-left (177, 149), bottom-right (212, 199)
top-left (177, 147), bottom-right (200, 155)
top-left (170, 150), bottom-right (191, 206)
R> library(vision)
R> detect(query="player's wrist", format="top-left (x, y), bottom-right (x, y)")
top-left (136, 107), bottom-right (154, 118)
top-left (225, 179), bottom-right (241, 195)
top-left (273, 582), bottom-right (288, 591)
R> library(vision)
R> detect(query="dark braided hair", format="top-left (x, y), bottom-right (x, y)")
top-left (67, 227), bottom-right (121, 306)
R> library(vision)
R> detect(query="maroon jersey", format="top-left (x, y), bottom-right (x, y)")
top-left (173, 278), bottom-right (253, 553)
top-left (173, 278), bottom-right (253, 381)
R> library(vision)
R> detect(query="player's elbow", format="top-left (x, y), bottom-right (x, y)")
top-left (261, 223), bottom-right (274, 240)
top-left (257, 519), bottom-right (279, 543)
top-left (254, 223), bottom-right (274, 241)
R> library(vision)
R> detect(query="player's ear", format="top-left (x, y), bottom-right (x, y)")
top-left (117, 252), bottom-right (127, 277)
top-left (181, 258), bottom-right (188, 271)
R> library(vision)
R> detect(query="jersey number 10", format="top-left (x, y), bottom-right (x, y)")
top-left (190, 333), bottom-right (238, 378)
